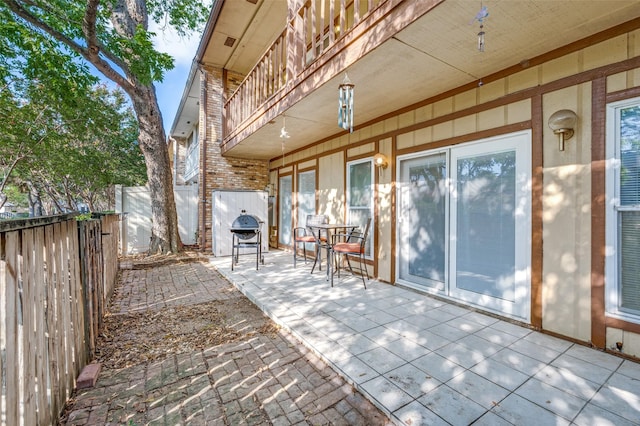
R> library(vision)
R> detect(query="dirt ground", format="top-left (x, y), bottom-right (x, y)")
top-left (93, 298), bottom-right (280, 370)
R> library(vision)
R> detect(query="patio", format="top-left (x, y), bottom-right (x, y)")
top-left (211, 250), bottom-right (640, 425)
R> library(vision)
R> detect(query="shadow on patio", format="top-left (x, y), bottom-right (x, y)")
top-left (213, 250), bottom-right (640, 426)
top-left (61, 255), bottom-right (389, 425)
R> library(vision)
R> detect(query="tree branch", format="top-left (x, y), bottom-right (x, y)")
top-left (34, 171), bottom-right (65, 213)
top-left (0, 155), bottom-right (26, 195)
top-left (83, 0), bottom-right (101, 56)
top-left (3, 0), bottom-right (136, 93)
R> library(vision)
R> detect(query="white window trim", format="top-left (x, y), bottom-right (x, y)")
top-left (605, 96), bottom-right (640, 324)
top-left (394, 131), bottom-right (531, 321)
top-left (346, 158), bottom-right (374, 260)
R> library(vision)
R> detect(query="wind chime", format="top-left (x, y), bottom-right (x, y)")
top-left (338, 73), bottom-right (354, 133)
top-left (472, 3), bottom-right (489, 86)
top-left (473, 3), bottom-right (488, 52)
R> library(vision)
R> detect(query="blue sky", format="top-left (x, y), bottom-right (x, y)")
top-left (151, 23), bottom-right (202, 134)
top-left (85, 21), bottom-right (202, 134)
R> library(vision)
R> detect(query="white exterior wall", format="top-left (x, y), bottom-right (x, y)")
top-left (115, 185), bottom-right (198, 254)
top-left (211, 190), bottom-right (269, 257)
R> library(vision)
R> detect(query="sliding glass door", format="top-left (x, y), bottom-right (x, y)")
top-left (397, 131), bottom-right (531, 320)
top-left (397, 152), bottom-right (448, 290)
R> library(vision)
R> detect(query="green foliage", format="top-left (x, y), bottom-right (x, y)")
top-left (75, 212), bottom-right (93, 221)
top-left (1, 0), bottom-right (210, 248)
top-left (0, 6), bottom-right (98, 98)
top-left (0, 0), bottom-right (212, 212)
top-left (0, 0), bottom-right (209, 87)
top-left (2, 184), bottom-right (28, 207)
top-left (147, 0), bottom-right (210, 37)
top-left (0, 74), bottom-right (147, 212)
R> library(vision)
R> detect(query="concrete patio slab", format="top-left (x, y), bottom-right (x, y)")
top-left (212, 250), bottom-right (640, 426)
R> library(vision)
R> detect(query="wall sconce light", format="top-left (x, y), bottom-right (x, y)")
top-left (548, 109), bottom-right (578, 151)
top-left (265, 183), bottom-right (276, 197)
top-left (373, 153), bottom-right (389, 169)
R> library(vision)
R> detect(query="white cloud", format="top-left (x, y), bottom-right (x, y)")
top-left (150, 21), bottom-right (202, 65)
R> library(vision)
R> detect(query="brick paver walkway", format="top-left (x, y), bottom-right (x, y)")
top-left (62, 260), bottom-right (390, 425)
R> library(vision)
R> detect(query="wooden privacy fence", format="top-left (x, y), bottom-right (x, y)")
top-left (0, 213), bottom-right (120, 425)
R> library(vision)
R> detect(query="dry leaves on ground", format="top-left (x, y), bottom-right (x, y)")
top-left (95, 254), bottom-right (280, 370)
top-left (120, 251), bottom-right (206, 270)
top-left (96, 300), bottom-right (280, 370)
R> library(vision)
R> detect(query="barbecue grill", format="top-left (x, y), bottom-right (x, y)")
top-left (230, 212), bottom-right (264, 270)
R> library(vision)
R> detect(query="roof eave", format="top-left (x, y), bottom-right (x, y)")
top-left (168, 0), bottom-right (224, 137)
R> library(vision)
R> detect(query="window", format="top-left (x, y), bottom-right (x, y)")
top-left (184, 128), bottom-right (199, 182)
top-left (297, 170), bottom-right (316, 251)
top-left (346, 159), bottom-right (373, 258)
top-left (606, 98), bottom-right (640, 321)
top-left (278, 175), bottom-right (293, 246)
top-left (297, 170), bottom-right (316, 229)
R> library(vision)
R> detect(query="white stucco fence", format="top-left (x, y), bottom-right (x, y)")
top-left (115, 185), bottom-right (198, 254)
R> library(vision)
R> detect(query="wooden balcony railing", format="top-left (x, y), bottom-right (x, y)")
top-left (224, 0), bottom-right (385, 142)
top-left (225, 29), bottom-right (288, 136)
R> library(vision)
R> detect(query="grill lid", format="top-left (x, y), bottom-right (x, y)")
top-left (231, 214), bottom-right (262, 240)
top-left (231, 214), bottom-right (260, 230)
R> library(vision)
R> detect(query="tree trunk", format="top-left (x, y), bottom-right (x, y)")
top-left (2, 0), bottom-right (182, 252)
top-left (130, 85), bottom-right (181, 254)
top-left (27, 183), bottom-right (43, 217)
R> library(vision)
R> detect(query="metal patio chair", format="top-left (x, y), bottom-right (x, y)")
top-left (331, 217), bottom-right (371, 289)
top-left (293, 214), bottom-right (328, 267)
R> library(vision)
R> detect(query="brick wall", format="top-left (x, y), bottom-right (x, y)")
top-left (198, 65), bottom-right (269, 251)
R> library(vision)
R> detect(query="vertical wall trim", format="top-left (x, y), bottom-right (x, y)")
top-left (591, 77), bottom-right (607, 349)
top-left (374, 141), bottom-right (379, 278)
top-left (293, 165), bottom-right (298, 230)
top-left (531, 95), bottom-right (543, 329)
top-left (390, 136), bottom-right (397, 286)
top-left (200, 68), bottom-right (208, 251)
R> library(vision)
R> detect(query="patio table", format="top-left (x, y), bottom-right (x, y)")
top-left (307, 223), bottom-right (359, 279)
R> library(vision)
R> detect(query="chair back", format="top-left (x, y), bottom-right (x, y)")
top-left (305, 214), bottom-right (328, 227)
top-left (305, 214), bottom-right (328, 241)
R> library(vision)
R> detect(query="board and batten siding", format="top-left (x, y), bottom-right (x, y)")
top-left (266, 26), bottom-right (640, 357)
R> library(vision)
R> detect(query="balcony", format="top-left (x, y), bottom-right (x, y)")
top-left (222, 0), bottom-right (398, 157)
top-left (183, 0), bottom-right (640, 161)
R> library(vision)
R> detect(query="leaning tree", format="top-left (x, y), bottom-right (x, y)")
top-left (1, 0), bottom-right (209, 253)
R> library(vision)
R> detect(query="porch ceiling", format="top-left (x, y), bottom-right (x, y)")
top-left (172, 0), bottom-right (640, 161)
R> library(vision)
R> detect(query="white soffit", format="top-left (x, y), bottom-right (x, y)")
top-left (398, 0), bottom-right (640, 80)
top-left (205, 0), bottom-right (640, 158)
top-left (202, 0), bottom-right (285, 73)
